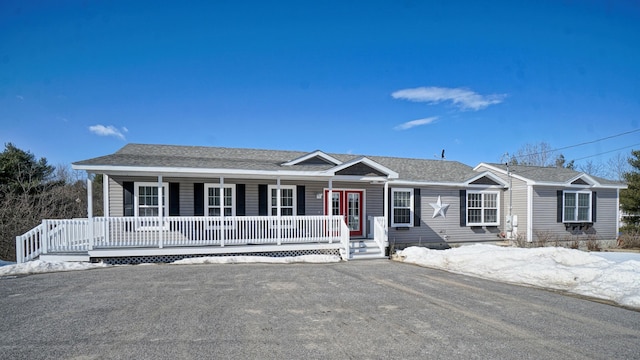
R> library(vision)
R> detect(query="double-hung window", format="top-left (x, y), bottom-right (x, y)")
top-left (268, 185), bottom-right (296, 216)
top-left (391, 188), bottom-right (413, 227)
top-left (135, 182), bottom-right (168, 217)
top-left (134, 182), bottom-right (169, 230)
top-left (563, 191), bottom-right (591, 222)
top-left (205, 184), bottom-right (235, 216)
top-left (467, 191), bottom-right (499, 226)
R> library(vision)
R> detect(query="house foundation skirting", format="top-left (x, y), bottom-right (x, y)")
top-left (93, 248), bottom-right (342, 265)
top-left (36, 243), bottom-right (345, 265)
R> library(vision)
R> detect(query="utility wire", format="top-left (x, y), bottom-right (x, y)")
top-left (571, 142), bottom-right (640, 162)
top-left (511, 128), bottom-right (640, 161)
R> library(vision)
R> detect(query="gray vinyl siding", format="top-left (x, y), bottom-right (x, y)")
top-left (474, 165), bottom-right (529, 238)
top-left (388, 186), bottom-right (506, 246)
top-left (532, 187), bottom-right (618, 241)
top-left (108, 177), bottom-right (123, 217)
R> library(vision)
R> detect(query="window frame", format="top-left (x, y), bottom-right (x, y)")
top-left (466, 190), bottom-right (500, 226)
top-left (391, 188), bottom-right (414, 227)
top-left (134, 182), bottom-right (169, 230)
top-left (562, 190), bottom-right (592, 223)
top-left (268, 185), bottom-right (296, 216)
top-left (134, 182), bottom-right (169, 218)
top-left (204, 184), bottom-right (236, 217)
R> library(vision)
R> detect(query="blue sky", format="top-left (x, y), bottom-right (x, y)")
top-left (1, 0), bottom-right (639, 171)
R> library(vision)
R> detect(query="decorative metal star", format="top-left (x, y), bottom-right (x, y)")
top-left (429, 195), bottom-right (450, 219)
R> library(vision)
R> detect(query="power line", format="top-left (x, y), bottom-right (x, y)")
top-left (571, 142), bottom-right (640, 162)
top-left (512, 128), bottom-right (640, 160)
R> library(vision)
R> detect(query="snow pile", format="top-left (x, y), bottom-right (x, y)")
top-left (396, 244), bottom-right (640, 308)
top-left (171, 254), bottom-right (341, 265)
top-left (0, 259), bottom-right (15, 267)
top-left (0, 260), bottom-right (111, 276)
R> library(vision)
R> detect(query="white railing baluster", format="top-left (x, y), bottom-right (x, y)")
top-left (16, 215), bottom-right (350, 262)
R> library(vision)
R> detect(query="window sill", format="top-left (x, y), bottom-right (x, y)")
top-left (564, 222), bottom-right (593, 230)
top-left (392, 226), bottom-right (411, 231)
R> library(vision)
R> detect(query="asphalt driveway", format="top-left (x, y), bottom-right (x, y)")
top-left (1, 260), bottom-right (639, 359)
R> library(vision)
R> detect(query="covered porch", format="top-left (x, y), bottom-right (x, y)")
top-left (16, 215), bottom-right (389, 263)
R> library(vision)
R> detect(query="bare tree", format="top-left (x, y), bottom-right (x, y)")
top-left (605, 152), bottom-right (630, 181)
top-left (0, 145), bottom-right (103, 261)
top-left (576, 160), bottom-right (605, 178)
top-left (511, 142), bottom-right (557, 167)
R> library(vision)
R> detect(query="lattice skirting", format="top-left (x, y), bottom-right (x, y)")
top-left (92, 248), bottom-right (341, 265)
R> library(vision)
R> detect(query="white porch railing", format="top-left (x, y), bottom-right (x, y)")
top-left (16, 215), bottom-right (348, 263)
top-left (373, 216), bottom-right (388, 255)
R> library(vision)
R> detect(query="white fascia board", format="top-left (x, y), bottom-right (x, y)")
top-left (281, 150), bottom-right (342, 166)
top-left (466, 184), bottom-right (509, 189)
top-left (567, 173), bottom-right (598, 186)
top-left (331, 175), bottom-right (389, 182)
top-left (465, 171), bottom-right (509, 187)
top-left (386, 180), bottom-right (468, 188)
top-left (328, 157), bottom-right (399, 179)
top-left (71, 164), bottom-right (333, 179)
top-left (530, 181), bottom-right (627, 189)
top-left (474, 163), bottom-right (531, 183)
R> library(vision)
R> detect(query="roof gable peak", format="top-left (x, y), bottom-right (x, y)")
top-left (282, 150), bottom-right (342, 166)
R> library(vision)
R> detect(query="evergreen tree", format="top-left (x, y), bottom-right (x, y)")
top-left (0, 143), bottom-right (54, 196)
top-left (620, 150), bottom-right (640, 231)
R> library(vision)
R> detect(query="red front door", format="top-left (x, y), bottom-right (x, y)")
top-left (324, 189), bottom-right (364, 237)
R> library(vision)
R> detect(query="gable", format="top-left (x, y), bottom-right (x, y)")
top-left (335, 163), bottom-right (387, 177)
top-left (281, 150), bottom-right (342, 166)
top-left (470, 176), bottom-right (500, 186)
top-left (571, 178), bottom-right (589, 185)
top-left (295, 156), bottom-right (337, 166)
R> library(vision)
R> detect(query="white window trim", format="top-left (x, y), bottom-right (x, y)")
top-left (562, 190), bottom-right (592, 223)
top-left (391, 188), bottom-right (414, 227)
top-left (134, 182), bottom-right (169, 230)
top-left (134, 182), bottom-right (169, 217)
top-left (204, 184), bottom-right (236, 217)
top-left (466, 190), bottom-right (500, 226)
top-left (268, 185), bottom-right (297, 216)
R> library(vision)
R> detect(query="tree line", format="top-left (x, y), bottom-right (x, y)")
top-left (0, 143), bottom-right (102, 261)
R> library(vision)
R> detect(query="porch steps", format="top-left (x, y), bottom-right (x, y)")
top-left (349, 239), bottom-right (387, 260)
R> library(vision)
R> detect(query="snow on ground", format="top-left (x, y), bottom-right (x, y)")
top-left (0, 260), bottom-right (110, 276)
top-left (171, 254), bottom-right (342, 265)
top-left (396, 244), bottom-right (640, 309)
top-left (0, 255), bottom-right (341, 276)
top-left (0, 259), bottom-right (15, 267)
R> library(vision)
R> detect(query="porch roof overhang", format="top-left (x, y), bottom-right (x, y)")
top-left (71, 164), bottom-right (337, 180)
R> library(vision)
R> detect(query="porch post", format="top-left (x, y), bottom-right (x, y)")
top-left (158, 175), bottom-right (163, 248)
top-left (103, 174), bottom-right (110, 217)
top-left (87, 177), bottom-right (94, 250)
top-left (276, 177), bottom-right (281, 245)
top-left (220, 177), bottom-right (225, 247)
top-left (102, 174), bottom-right (109, 247)
top-left (328, 179), bottom-right (333, 243)
top-left (616, 188), bottom-right (620, 240)
top-left (383, 181), bottom-right (389, 228)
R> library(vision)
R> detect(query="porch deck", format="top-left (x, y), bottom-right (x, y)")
top-left (17, 215), bottom-right (389, 263)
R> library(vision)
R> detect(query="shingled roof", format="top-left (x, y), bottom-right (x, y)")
top-left (73, 143), bottom-right (478, 184)
top-left (480, 163), bottom-right (624, 186)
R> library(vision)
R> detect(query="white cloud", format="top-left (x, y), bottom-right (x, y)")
top-left (394, 117), bottom-right (438, 130)
top-left (89, 125), bottom-right (127, 140)
top-left (391, 86), bottom-right (506, 110)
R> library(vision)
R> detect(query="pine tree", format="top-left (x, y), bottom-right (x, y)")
top-left (620, 150), bottom-right (640, 231)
